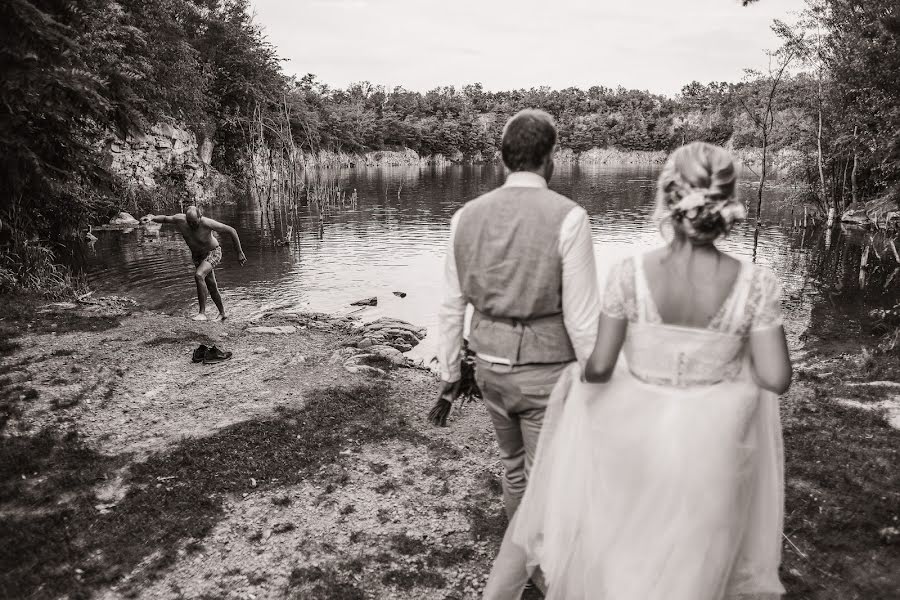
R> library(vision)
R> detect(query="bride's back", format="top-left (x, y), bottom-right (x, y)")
top-left (642, 246), bottom-right (742, 330)
top-left (586, 142), bottom-right (791, 394)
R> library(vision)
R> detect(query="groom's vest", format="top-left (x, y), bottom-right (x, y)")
top-left (454, 186), bottom-right (577, 365)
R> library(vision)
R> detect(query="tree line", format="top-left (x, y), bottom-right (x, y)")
top-left (1, 0), bottom-right (897, 249)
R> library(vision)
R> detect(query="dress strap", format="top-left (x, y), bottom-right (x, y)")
top-left (714, 261), bottom-right (753, 334)
top-left (632, 255), bottom-right (660, 324)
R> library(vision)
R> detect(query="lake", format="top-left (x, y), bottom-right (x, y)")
top-left (82, 163), bottom-right (897, 363)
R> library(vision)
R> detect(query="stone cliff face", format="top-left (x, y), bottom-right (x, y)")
top-left (102, 123), bottom-right (228, 204)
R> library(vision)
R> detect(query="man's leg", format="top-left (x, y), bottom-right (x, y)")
top-left (478, 363), bottom-right (532, 600)
top-left (477, 363), bottom-right (529, 519)
top-left (505, 362), bottom-right (569, 597)
top-left (193, 261), bottom-right (212, 320)
top-left (205, 269), bottom-right (225, 318)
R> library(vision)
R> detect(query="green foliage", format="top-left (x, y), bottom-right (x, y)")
top-left (0, 236), bottom-right (84, 297)
top-left (0, 0), bottom-right (285, 249)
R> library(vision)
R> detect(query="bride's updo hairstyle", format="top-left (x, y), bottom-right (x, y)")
top-left (655, 142), bottom-right (746, 245)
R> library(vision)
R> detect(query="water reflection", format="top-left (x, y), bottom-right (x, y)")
top-left (82, 164), bottom-right (898, 362)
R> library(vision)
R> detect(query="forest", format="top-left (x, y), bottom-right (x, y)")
top-left (1, 0), bottom-right (899, 289)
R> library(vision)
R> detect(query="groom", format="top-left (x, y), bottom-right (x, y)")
top-left (434, 109), bottom-right (600, 519)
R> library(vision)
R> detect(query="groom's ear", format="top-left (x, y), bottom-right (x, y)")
top-left (545, 157), bottom-right (555, 183)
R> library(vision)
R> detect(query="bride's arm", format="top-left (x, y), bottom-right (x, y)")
top-left (583, 259), bottom-right (629, 383)
top-left (583, 314), bottom-right (627, 383)
top-left (748, 269), bottom-right (792, 394)
top-left (749, 327), bottom-right (792, 394)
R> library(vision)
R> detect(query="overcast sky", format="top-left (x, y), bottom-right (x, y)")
top-left (251, 0), bottom-right (807, 97)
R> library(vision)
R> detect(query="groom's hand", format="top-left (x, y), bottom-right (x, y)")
top-left (428, 380), bottom-right (461, 427)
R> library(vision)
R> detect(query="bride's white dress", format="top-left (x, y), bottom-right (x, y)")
top-left (490, 255), bottom-right (786, 600)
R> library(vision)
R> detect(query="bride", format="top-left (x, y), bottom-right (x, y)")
top-left (483, 142), bottom-right (792, 600)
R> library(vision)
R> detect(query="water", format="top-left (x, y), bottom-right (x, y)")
top-left (82, 164), bottom-right (898, 362)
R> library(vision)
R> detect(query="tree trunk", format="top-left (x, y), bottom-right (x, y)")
top-left (756, 132), bottom-right (768, 225)
top-left (840, 155), bottom-right (850, 208)
top-left (851, 125), bottom-right (859, 206)
top-left (816, 104), bottom-right (828, 213)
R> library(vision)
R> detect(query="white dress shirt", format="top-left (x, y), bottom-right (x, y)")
top-left (437, 171), bottom-right (601, 381)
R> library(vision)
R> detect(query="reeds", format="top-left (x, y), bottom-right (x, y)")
top-left (243, 100), bottom-right (366, 245)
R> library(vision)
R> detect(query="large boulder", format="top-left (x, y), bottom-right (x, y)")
top-left (357, 317), bottom-right (426, 353)
top-left (109, 212), bottom-right (139, 227)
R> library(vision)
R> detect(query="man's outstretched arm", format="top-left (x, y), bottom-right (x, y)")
top-left (204, 218), bottom-right (247, 265)
top-left (144, 214), bottom-right (178, 224)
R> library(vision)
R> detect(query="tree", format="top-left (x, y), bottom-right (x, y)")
top-left (735, 38), bottom-right (800, 224)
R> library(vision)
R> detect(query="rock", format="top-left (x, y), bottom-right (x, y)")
top-left (841, 203), bottom-right (874, 227)
top-left (283, 353), bottom-right (306, 366)
top-left (393, 291), bottom-right (407, 298)
top-left (357, 338), bottom-right (374, 349)
top-left (344, 364), bottom-right (386, 377)
top-left (109, 212), bottom-right (139, 227)
top-left (880, 526), bottom-right (899, 545)
top-left (367, 345), bottom-right (407, 366)
top-left (329, 347), bottom-right (358, 365)
top-left (351, 297), bottom-right (377, 307)
top-left (389, 341), bottom-right (413, 353)
top-left (247, 326), bottom-right (296, 335)
top-left (154, 123), bottom-right (177, 138)
top-left (363, 317), bottom-right (426, 338)
top-left (252, 347), bottom-right (271, 354)
top-left (272, 522), bottom-right (296, 534)
top-left (384, 328), bottom-right (421, 344)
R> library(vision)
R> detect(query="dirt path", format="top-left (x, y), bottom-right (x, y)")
top-left (0, 297), bottom-right (897, 599)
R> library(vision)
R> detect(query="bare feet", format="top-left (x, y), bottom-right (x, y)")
top-left (192, 312), bottom-right (208, 321)
top-left (213, 313), bottom-right (226, 322)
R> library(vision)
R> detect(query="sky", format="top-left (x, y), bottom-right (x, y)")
top-left (250, 0), bottom-right (807, 97)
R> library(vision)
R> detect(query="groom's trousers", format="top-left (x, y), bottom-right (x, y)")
top-left (475, 358), bottom-right (570, 519)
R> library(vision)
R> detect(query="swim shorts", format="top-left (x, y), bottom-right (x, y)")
top-left (192, 246), bottom-right (223, 269)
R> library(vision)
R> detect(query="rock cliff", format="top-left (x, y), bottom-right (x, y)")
top-left (102, 123), bottom-right (229, 204)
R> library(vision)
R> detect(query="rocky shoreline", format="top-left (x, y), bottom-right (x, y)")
top-left (2, 295), bottom-right (895, 599)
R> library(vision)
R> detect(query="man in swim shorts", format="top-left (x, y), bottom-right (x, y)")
top-left (143, 206), bottom-right (247, 321)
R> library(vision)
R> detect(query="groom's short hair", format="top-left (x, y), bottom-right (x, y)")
top-left (501, 109), bottom-right (557, 172)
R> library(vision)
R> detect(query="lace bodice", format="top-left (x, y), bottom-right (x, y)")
top-left (601, 255), bottom-right (784, 387)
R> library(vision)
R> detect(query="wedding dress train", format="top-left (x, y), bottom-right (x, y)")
top-left (486, 255), bottom-right (786, 600)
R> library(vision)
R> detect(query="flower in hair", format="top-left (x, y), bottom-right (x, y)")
top-left (719, 201), bottom-right (747, 224)
top-left (672, 190), bottom-right (709, 213)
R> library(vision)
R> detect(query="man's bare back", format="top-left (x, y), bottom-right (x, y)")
top-left (142, 206), bottom-right (246, 320)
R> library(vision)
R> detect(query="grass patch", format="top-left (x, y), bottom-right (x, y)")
top-left (381, 567), bottom-right (446, 590)
top-left (287, 564), bottom-right (365, 600)
top-left (390, 533), bottom-right (427, 556)
top-left (465, 498), bottom-right (507, 544)
top-left (779, 352), bottom-right (900, 599)
top-left (373, 479), bottom-right (397, 494)
top-left (0, 293), bottom-right (120, 338)
top-left (427, 544), bottom-right (477, 568)
top-left (0, 382), bottom-right (428, 598)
